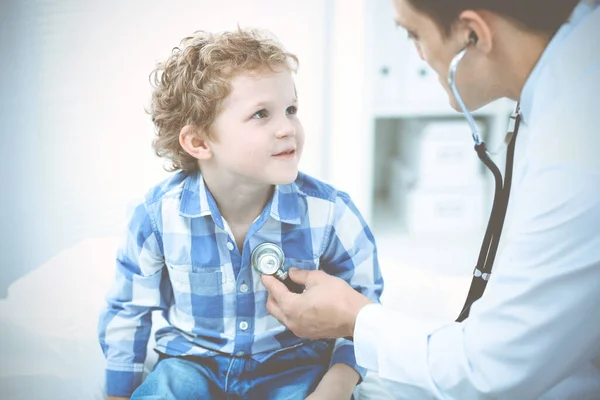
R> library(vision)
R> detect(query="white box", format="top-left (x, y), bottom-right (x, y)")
top-left (403, 180), bottom-right (485, 234)
top-left (414, 120), bottom-right (484, 187)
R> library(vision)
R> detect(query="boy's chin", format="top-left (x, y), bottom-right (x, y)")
top-left (271, 171), bottom-right (299, 185)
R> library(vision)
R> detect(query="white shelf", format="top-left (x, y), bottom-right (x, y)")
top-left (324, 0), bottom-right (518, 228)
top-left (373, 98), bottom-right (516, 119)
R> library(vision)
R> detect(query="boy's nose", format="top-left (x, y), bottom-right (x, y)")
top-left (275, 118), bottom-right (295, 138)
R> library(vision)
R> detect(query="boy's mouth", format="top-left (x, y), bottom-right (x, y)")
top-left (273, 148), bottom-right (296, 157)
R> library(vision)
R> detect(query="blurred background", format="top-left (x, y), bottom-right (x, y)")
top-left (0, 0), bottom-right (334, 296)
top-left (0, 0), bottom-right (518, 397)
top-left (0, 0), bottom-right (515, 298)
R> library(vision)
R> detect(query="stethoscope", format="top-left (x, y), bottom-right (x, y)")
top-left (251, 242), bottom-right (305, 294)
top-left (448, 42), bottom-right (522, 322)
top-left (252, 242), bottom-right (353, 339)
top-left (252, 41), bottom-right (523, 322)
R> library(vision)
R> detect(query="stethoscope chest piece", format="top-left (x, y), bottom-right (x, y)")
top-left (251, 242), bottom-right (304, 293)
top-left (251, 242), bottom-right (287, 280)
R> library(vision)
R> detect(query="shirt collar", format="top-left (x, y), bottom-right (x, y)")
top-left (269, 182), bottom-right (302, 225)
top-left (178, 171), bottom-right (303, 226)
top-left (519, 1), bottom-right (597, 125)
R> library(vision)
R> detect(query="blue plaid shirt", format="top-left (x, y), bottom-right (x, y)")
top-left (98, 171), bottom-right (383, 396)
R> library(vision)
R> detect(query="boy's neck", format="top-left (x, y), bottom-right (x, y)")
top-left (201, 171), bottom-right (274, 227)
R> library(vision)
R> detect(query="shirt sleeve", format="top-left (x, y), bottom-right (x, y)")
top-left (320, 190), bottom-right (384, 381)
top-left (354, 166), bottom-right (600, 399)
top-left (97, 201), bottom-right (169, 397)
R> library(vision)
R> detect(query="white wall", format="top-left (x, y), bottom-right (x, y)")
top-left (0, 0), bottom-right (332, 295)
top-left (327, 0), bottom-right (373, 220)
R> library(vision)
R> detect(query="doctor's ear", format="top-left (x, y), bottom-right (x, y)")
top-left (179, 125), bottom-right (213, 161)
top-left (457, 10), bottom-right (492, 53)
top-left (469, 31), bottom-right (479, 44)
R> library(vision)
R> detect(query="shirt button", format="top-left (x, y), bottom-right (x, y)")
top-left (239, 321), bottom-right (249, 331)
top-left (226, 241), bottom-right (234, 251)
top-left (239, 283), bottom-right (249, 293)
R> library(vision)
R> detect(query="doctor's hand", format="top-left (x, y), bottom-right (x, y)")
top-left (261, 268), bottom-right (373, 339)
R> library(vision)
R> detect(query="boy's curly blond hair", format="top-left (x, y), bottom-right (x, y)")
top-left (149, 27), bottom-right (299, 172)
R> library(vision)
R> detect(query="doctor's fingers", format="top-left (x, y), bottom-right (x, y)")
top-left (266, 294), bottom-right (313, 338)
top-left (287, 267), bottom-right (316, 286)
top-left (265, 290), bottom-right (289, 326)
top-left (261, 275), bottom-right (293, 301)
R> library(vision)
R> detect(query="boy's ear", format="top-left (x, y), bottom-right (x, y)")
top-left (179, 125), bottom-right (212, 160)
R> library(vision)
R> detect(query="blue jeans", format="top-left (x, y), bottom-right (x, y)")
top-left (131, 340), bottom-right (333, 400)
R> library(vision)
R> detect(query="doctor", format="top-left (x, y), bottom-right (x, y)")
top-left (262, 0), bottom-right (600, 398)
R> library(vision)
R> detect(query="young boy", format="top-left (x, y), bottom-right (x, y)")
top-left (98, 27), bottom-right (383, 400)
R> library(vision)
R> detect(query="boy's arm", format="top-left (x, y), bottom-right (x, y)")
top-left (314, 191), bottom-right (384, 395)
top-left (98, 202), bottom-right (168, 398)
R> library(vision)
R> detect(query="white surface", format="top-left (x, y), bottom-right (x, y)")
top-left (0, 237), bottom-right (120, 400)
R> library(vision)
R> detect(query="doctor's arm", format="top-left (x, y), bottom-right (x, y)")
top-left (264, 166), bottom-right (600, 399)
top-left (354, 166), bottom-right (600, 399)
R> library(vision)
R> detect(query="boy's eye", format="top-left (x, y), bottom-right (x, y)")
top-left (252, 110), bottom-right (268, 119)
top-left (286, 105), bottom-right (298, 115)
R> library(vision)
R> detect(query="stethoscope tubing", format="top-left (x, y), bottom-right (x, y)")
top-left (448, 46), bottom-right (521, 322)
top-left (448, 47), bottom-right (483, 146)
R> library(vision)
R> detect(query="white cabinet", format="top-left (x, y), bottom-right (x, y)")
top-left (403, 120), bottom-right (485, 188)
top-left (322, 0), bottom-right (513, 229)
top-left (397, 120), bottom-right (488, 234)
top-left (366, 0), bottom-right (459, 116)
top-left (404, 182), bottom-right (486, 234)
top-left (384, 118), bottom-right (489, 234)
top-left (327, 0), bottom-right (515, 233)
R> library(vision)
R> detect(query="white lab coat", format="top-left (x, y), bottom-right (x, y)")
top-left (354, 2), bottom-right (600, 399)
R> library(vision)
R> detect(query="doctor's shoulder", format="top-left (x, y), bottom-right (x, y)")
top-left (532, 82), bottom-right (600, 174)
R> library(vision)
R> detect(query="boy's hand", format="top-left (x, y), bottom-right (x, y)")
top-left (306, 363), bottom-right (359, 400)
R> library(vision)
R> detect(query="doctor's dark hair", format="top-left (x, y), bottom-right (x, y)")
top-left (148, 27), bottom-right (298, 173)
top-left (407, 0), bottom-right (580, 37)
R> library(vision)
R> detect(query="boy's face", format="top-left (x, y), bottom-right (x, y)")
top-left (205, 67), bottom-right (304, 185)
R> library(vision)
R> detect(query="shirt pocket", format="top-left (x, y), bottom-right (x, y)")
top-left (282, 257), bottom-right (320, 273)
top-left (167, 263), bottom-right (224, 299)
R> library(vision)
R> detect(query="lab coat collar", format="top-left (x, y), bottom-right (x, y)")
top-left (520, 1), bottom-right (597, 126)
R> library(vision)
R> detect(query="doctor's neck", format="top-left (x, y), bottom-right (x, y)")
top-left (492, 18), bottom-right (550, 102)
